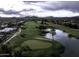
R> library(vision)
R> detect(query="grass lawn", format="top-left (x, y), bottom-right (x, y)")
top-left (21, 40), bottom-right (52, 49)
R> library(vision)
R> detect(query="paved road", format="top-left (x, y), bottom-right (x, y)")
top-left (3, 28), bottom-right (21, 45)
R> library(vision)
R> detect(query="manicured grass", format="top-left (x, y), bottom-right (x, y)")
top-left (21, 40), bottom-right (52, 49)
top-left (22, 21), bottom-right (40, 38)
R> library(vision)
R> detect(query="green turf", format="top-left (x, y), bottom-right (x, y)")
top-left (21, 40), bottom-right (52, 49)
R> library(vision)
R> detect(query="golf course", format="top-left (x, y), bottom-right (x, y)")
top-left (5, 21), bottom-right (64, 57)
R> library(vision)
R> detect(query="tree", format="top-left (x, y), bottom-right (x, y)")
top-left (14, 49), bottom-right (22, 57)
top-left (0, 45), bottom-right (12, 56)
top-left (20, 33), bottom-right (26, 38)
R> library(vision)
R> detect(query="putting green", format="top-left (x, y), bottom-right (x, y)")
top-left (21, 40), bottom-right (52, 49)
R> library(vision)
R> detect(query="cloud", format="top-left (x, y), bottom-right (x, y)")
top-left (29, 1), bottom-right (79, 12)
top-left (0, 1), bottom-right (79, 17)
top-left (32, 10), bottom-right (79, 17)
top-left (22, 1), bottom-right (79, 17)
top-left (60, 1), bottom-right (79, 12)
top-left (0, 8), bottom-right (20, 14)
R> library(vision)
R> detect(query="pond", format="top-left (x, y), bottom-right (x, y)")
top-left (45, 28), bottom-right (79, 57)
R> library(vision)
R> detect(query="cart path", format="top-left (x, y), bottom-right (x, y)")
top-left (3, 28), bottom-right (21, 45)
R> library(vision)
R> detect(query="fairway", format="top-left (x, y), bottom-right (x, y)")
top-left (21, 40), bottom-right (52, 49)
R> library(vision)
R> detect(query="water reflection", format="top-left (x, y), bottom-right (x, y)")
top-left (45, 33), bottom-right (53, 39)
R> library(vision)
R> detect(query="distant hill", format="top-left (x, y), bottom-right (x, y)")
top-left (0, 16), bottom-right (79, 21)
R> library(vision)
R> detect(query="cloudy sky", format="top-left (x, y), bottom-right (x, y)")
top-left (0, 0), bottom-right (79, 17)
